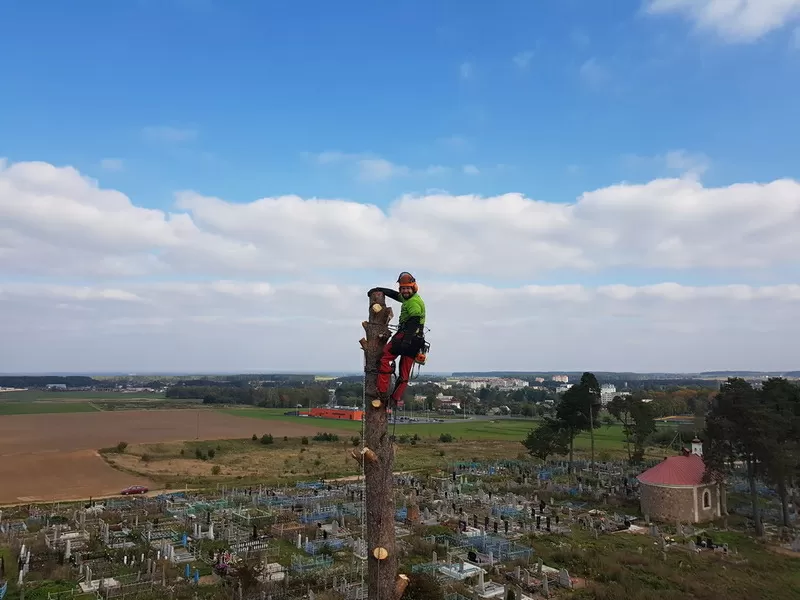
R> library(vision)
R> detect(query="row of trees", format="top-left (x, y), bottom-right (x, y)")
top-left (166, 384), bottom-right (329, 408)
top-left (523, 371), bottom-right (660, 473)
top-left (523, 372), bottom-right (603, 474)
top-left (524, 374), bottom-right (800, 538)
top-left (703, 377), bottom-right (800, 535)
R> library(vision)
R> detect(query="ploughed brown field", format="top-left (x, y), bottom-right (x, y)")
top-left (0, 409), bottom-right (346, 504)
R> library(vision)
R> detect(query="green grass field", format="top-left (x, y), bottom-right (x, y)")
top-left (217, 407), bottom-right (636, 451)
top-left (0, 390), bottom-right (166, 402)
top-left (0, 390), bottom-right (181, 416)
top-left (0, 402), bottom-right (99, 415)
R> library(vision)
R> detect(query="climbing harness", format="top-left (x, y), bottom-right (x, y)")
top-left (386, 323), bottom-right (431, 381)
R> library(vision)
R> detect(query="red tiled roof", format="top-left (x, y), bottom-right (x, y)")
top-left (637, 453), bottom-right (706, 486)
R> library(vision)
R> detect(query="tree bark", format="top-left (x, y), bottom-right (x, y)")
top-left (746, 456), bottom-right (764, 537)
top-left (360, 290), bottom-right (401, 600)
top-left (777, 478), bottom-right (790, 528)
top-left (568, 433), bottom-right (574, 476)
top-left (589, 405), bottom-right (595, 473)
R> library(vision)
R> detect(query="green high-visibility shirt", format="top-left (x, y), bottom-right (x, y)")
top-left (400, 294), bottom-right (425, 328)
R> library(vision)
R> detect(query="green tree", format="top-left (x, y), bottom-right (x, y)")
top-left (555, 384), bottom-right (592, 475)
top-left (629, 399), bottom-right (656, 464)
top-left (703, 378), bottom-right (771, 537)
top-left (522, 418), bottom-right (570, 462)
top-left (608, 395), bottom-right (635, 461)
top-left (578, 372), bottom-right (602, 471)
top-left (759, 377), bottom-right (800, 527)
top-left (425, 393), bottom-right (437, 412)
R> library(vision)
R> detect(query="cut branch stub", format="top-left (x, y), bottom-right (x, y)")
top-left (361, 447), bottom-right (378, 464)
top-left (394, 574), bottom-right (410, 600)
top-left (373, 546), bottom-right (389, 561)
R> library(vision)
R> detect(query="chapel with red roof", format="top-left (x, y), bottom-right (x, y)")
top-left (637, 437), bottom-right (727, 523)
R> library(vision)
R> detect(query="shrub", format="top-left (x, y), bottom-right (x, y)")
top-left (301, 436), bottom-right (309, 445)
top-left (351, 436), bottom-right (361, 447)
top-left (313, 432), bottom-right (339, 442)
top-left (404, 573), bottom-right (444, 600)
top-left (252, 434), bottom-right (258, 441)
top-left (649, 429), bottom-right (677, 447)
top-left (283, 436), bottom-right (288, 441)
top-left (261, 434), bottom-right (274, 445)
top-left (439, 433), bottom-right (454, 443)
top-left (116, 441), bottom-right (128, 453)
top-left (195, 448), bottom-right (206, 460)
top-left (207, 448), bottom-right (216, 458)
top-left (140, 453), bottom-right (151, 462)
top-left (211, 465), bottom-right (221, 475)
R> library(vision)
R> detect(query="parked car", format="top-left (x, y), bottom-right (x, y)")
top-left (120, 485), bottom-right (148, 495)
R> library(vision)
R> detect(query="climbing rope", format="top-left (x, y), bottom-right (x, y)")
top-left (360, 356), bottom-right (368, 591)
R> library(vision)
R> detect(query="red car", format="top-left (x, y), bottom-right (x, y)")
top-left (120, 485), bottom-right (148, 495)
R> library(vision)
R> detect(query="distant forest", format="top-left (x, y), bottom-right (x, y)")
top-left (0, 375), bottom-right (100, 388)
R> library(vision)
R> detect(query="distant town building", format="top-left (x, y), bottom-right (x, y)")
top-left (551, 375), bottom-right (569, 383)
top-left (449, 377), bottom-right (529, 390)
top-left (600, 384), bottom-right (617, 405)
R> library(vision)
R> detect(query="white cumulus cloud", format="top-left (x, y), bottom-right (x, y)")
top-left (2, 159), bottom-right (800, 279)
top-left (1, 158), bottom-right (800, 372)
top-left (0, 280), bottom-right (798, 373)
top-left (644, 0), bottom-right (800, 42)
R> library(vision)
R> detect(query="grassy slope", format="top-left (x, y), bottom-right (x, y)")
top-left (536, 528), bottom-right (800, 600)
top-left (104, 436), bottom-right (527, 487)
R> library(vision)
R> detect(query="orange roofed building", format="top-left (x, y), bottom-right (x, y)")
top-left (301, 407), bottom-right (365, 421)
top-left (637, 438), bottom-right (726, 524)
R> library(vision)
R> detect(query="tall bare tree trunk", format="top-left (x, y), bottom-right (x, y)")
top-left (746, 456), bottom-right (764, 537)
top-left (777, 478), bottom-right (790, 528)
top-left (589, 405), bottom-right (595, 473)
top-left (359, 290), bottom-right (407, 600)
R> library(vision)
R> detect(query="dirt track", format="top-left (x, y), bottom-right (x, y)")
top-left (0, 409), bottom-right (343, 504)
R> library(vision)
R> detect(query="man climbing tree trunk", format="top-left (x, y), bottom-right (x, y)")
top-left (359, 289), bottom-right (408, 600)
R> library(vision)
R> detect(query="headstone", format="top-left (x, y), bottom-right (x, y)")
top-left (558, 569), bottom-right (572, 588)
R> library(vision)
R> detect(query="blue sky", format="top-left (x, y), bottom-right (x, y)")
top-left (2, 0), bottom-right (800, 372)
top-left (2, 0), bottom-right (798, 208)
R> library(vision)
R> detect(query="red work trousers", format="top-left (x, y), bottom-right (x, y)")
top-left (377, 332), bottom-right (414, 403)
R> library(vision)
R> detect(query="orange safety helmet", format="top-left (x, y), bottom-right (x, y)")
top-left (397, 271), bottom-right (418, 293)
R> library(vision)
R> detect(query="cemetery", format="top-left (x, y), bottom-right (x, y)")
top-left (0, 452), bottom-right (798, 600)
